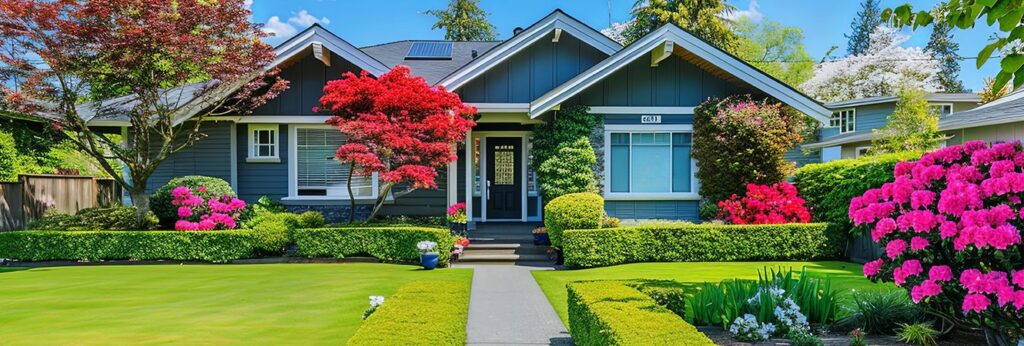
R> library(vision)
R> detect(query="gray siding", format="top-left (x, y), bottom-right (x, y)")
top-left (575, 54), bottom-right (751, 107)
top-left (145, 122), bottom-right (233, 194)
top-left (252, 51), bottom-right (361, 116)
top-left (235, 124), bottom-right (288, 202)
top-left (606, 201), bottom-right (699, 221)
top-left (457, 33), bottom-right (608, 103)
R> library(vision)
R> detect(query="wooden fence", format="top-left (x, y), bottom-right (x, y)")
top-left (847, 232), bottom-right (883, 264)
top-left (0, 174), bottom-right (122, 231)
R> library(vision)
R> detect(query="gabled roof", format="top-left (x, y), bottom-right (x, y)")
top-left (435, 9), bottom-right (621, 91)
top-left (275, 23), bottom-right (391, 76)
top-left (825, 93), bottom-right (980, 109)
top-left (940, 89), bottom-right (1024, 131)
top-left (528, 24), bottom-right (832, 122)
top-left (361, 40), bottom-right (501, 84)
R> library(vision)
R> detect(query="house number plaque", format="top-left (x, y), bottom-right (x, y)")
top-left (641, 115), bottom-right (662, 124)
top-left (494, 147), bottom-right (515, 185)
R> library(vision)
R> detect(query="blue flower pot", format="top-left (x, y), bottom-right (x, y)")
top-left (420, 252), bottom-right (439, 270)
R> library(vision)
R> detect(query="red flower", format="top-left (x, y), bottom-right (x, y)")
top-left (716, 182), bottom-right (811, 224)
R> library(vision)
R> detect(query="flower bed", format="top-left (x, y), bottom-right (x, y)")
top-left (292, 227), bottom-right (456, 266)
top-left (561, 223), bottom-right (841, 269)
top-left (346, 280), bottom-right (470, 346)
top-left (567, 280), bottom-right (714, 345)
top-left (0, 230), bottom-right (264, 262)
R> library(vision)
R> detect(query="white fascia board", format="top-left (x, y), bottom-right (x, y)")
top-left (468, 103), bottom-right (530, 113)
top-left (238, 116), bottom-right (332, 124)
top-left (437, 11), bottom-right (620, 91)
top-left (529, 26), bottom-right (832, 123)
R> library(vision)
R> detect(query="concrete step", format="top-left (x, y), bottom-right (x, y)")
top-left (463, 248), bottom-right (550, 256)
top-left (467, 242), bottom-right (530, 250)
top-left (469, 234), bottom-right (535, 242)
top-left (458, 253), bottom-right (551, 262)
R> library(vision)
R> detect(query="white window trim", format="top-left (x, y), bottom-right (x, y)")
top-left (830, 108), bottom-right (856, 133)
top-left (602, 124), bottom-right (700, 201)
top-left (854, 146), bottom-right (871, 159)
top-left (286, 124), bottom-right (379, 201)
top-left (928, 103), bottom-right (954, 116)
top-left (247, 124), bottom-right (280, 163)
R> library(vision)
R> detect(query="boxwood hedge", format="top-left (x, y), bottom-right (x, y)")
top-left (568, 281), bottom-right (714, 346)
top-left (0, 230), bottom-right (264, 262)
top-left (544, 192), bottom-right (604, 248)
top-left (293, 227), bottom-right (456, 266)
top-left (346, 280), bottom-right (470, 346)
top-left (562, 222), bottom-right (841, 269)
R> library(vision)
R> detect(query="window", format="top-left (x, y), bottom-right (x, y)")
top-left (929, 104), bottom-right (953, 117)
top-left (855, 146), bottom-right (870, 158)
top-left (830, 109), bottom-right (855, 133)
top-left (294, 127), bottom-right (374, 198)
top-left (248, 124), bottom-right (279, 162)
top-left (608, 131), bottom-right (693, 196)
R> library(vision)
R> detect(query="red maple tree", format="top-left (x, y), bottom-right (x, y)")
top-left (318, 66), bottom-right (476, 221)
top-left (0, 0), bottom-right (286, 226)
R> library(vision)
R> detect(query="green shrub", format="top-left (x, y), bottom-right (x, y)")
top-left (150, 176), bottom-right (236, 226)
top-left (249, 219), bottom-right (291, 255)
top-left (346, 280), bottom-right (470, 346)
top-left (896, 322), bottom-right (939, 346)
top-left (787, 331), bottom-right (824, 346)
top-left (833, 290), bottom-right (924, 335)
top-left (537, 137), bottom-right (598, 202)
top-left (794, 152), bottom-right (920, 234)
top-left (544, 192), bottom-right (603, 248)
top-left (292, 227), bottom-right (456, 266)
top-left (297, 211), bottom-right (325, 228)
top-left (561, 223), bottom-right (842, 269)
top-left (622, 279), bottom-right (688, 319)
top-left (0, 230), bottom-right (260, 262)
top-left (27, 207), bottom-right (159, 231)
top-left (0, 129), bottom-right (20, 181)
top-left (693, 96), bottom-right (806, 203)
top-left (365, 215), bottom-right (447, 227)
top-left (530, 105), bottom-right (600, 174)
top-left (567, 281), bottom-right (714, 346)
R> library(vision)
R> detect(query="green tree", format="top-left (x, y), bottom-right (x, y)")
top-left (926, 4), bottom-right (965, 93)
top-left (733, 17), bottom-right (814, 87)
top-left (425, 0), bottom-right (496, 41)
top-left (846, 0), bottom-right (883, 55)
top-left (537, 137), bottom-right (598, 202)
top-left (869, 87), bottom-right (946, 155)
top-left (885, 1), bottom-right (1024, 92)
top-left (622, 0), bottom-right (737, 49)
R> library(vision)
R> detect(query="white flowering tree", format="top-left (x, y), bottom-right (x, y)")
top-left (601, 21), bottom-right (631, 45)
top-left (800, 26), bottom-right (941, 102)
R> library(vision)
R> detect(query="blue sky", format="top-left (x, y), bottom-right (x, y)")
top-left (248, 0), bottom-right (1001, 91)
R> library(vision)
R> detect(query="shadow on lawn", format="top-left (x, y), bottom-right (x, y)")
top-left (0, 266), bottom-right (32, 274)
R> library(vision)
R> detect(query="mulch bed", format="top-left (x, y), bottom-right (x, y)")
top-left (699, 326), bottom-right (988, 346)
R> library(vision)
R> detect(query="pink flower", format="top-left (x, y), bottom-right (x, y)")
top-left (1013, 270), bottom-right (1024, 289)
top-left (197, 186), bottom-right (208, 193)
top-left (177, 206), bottom-right (193, 218)
top-left (996, 285), bottom-right (1018, 307)
top-left (171, 186), bottom-right (192, 199)
top-left (929, 265), bottom-right (953, 282)
top-left (175, 220), bottom-right (199, 231)
top-left (910, 190), bottom-right (936, 209)
top-left (910, 236), bottom-right (929, 251)
top-left (863, 259), bottom-right (883, 277)
top-left (911, 280), bottom-right (942, 303)
top-left (886, 239), bottom-right (907, 259)
top-left (872, 218), bottom-right (897, 241)
top-left (962, 293), bottom-right (991, 313)
top-left (939, 221), bottom-right (958, 239)
top-left (902, 259), bottom-right (923, 277)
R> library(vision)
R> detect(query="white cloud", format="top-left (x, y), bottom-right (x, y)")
top-left (723, 0), bottom-right (763, 22)
top-left (261, 10), bottom-right (331, 42)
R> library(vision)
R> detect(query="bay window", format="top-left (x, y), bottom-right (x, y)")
top-left (605, 125), bottom-right (696, 199)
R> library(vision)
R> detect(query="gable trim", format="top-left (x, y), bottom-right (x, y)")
top-left (436, 10), bottom-right (620, 91)
top-left (528, 25), bottom-right (831, 122)
top-left (273, 24), bottom-right (390, 76)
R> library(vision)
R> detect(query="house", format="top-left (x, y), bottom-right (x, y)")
top-left (804, 93), bottom-right (982, 161)
top-left (803, 93), bottom-right (981, 161)
top-left (82, 10), bottom-right (832, 227)
top-left (940, 89), bottom-right (1024, 145)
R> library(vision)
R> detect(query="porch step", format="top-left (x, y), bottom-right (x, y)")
top-left (458, 253), bottom-right (551, 262)
top-left (463, 248), bottom-right (549, 256)
top-left (468, 234), bottom-right (535, 242)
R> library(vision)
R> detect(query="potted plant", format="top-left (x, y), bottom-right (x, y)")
top-left (531, 227), bottom-right (550, 246)
top-left (417, 240), bottom-right (439, 270)
top-left (447, 202), bottom-right (467, 236)
top-left (450, 236), bottom-right (470, 262)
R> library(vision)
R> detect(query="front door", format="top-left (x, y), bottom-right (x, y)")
top-left (486, 137), bottom-right (522, 219)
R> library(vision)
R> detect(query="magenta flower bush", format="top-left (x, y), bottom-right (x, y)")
top-left (171, 186), bottom-right (246, 231)
top-left (849, 140), bottom-right (1023, 342)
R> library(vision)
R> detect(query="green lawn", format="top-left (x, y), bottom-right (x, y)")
top-left (0, 264), bottom-right (472, 345)
top-left (532, 260), bottom-right (897, 325)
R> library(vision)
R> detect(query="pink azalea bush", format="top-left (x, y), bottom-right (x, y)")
top-left (717, 182), bottom-right (812, 224)
top-left (850, 141), bottom-right (1024, 340)
top-left (171, 186), bottom-right (246, 231)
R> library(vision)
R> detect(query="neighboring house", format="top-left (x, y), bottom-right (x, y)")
top-left (941, 89), bottom-right (1024, 146)
top-left (81, 10), bottom-right (831, 226)
top-left (804, 93), bottom-right (981, 161)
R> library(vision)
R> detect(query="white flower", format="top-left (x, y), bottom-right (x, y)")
top-left (416, 241), bottom-right (437, 252)
top-left (369, 295), bottom-right (384, 307)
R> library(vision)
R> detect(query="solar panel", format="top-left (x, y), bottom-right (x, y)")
top-left (406, 42), bottom-right (453, 60)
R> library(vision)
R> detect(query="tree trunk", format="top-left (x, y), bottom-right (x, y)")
top-left (128, 187), bottom-right (151, 229)
top-left (346, 161), bottom-right (356, 224)
top-left (366, 182), bottom-right (395, 222)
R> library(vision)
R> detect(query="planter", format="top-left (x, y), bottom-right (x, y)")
top-left (449, 222), bottom-right (467, 237)
top-left (420, 252), bottom-right (439, 270)
top-left (533, 233), bottom-right (551, 246)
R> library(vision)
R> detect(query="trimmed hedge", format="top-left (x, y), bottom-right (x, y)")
top-left (794, 152), bottom-right (920, 233)
top-left (568, 281), bottom-right (714, 346)
top-left (562, 223), bottom-right (842, 269)
top-left (346, 280), bottom-right (470, 346)
top-left (0, 230), bottom-right (264, 262)
top-left (544, 192), bottom-right (604, 248)
top-left (293, 227), bottom-right (456, 266)
top-left (27, 206), bottom-right (160, 231)
top-left (150, 175), bottom-right (236, 226)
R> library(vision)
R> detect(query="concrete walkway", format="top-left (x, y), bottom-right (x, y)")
top-left (458, 264), bottom-right (572, 345)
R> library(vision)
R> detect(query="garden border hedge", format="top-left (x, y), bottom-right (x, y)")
top-left (346, 280), bottom-right (470, 345)
top-left (0, 230), bottom-right (264, 262)
top-left (292, 226), bottom-right (456, 266)
top-left (567, 281), bottom-right (714, 345)
top-left (562, 222), bottom-right (842, 269)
